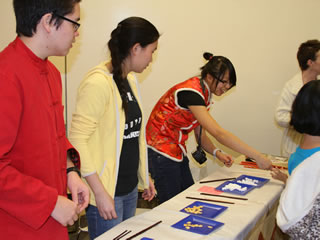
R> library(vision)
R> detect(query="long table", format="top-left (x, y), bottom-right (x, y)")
top-left (96, 158), bottom-right (285, 240)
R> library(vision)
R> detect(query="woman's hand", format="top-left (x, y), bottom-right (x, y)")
top-left (142, 176), bottom-right (156, 201)
top-left (95, 189), bottom-right (117, 220)
top-left (216, 151), bottom-right (233, 167)
top-left (255, 155), bottom-right (272, 170)
top-left (84, 173), bottom-right (117, 220)
top-left (270, 167), bottom-right (288, 183)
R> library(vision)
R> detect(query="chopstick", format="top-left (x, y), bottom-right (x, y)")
top-left (240, 161), bottom-right (257, 166)
top-left (186, 196), bottom-right (234, 204)
top-left (240, 161), bottom-right (259, 169)
top-left (200, 193), bottom-right (248, 200)
top-left (113, 230), bottom-right (132, 240)
top-left (125, 220), bottom-right (162, 240)
top-left (241, 161), bottom-right (288, 170)
top-left (199, 177), bottom-right (236, 184)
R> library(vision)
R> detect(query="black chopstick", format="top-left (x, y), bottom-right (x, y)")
top-left (199, 177), bottom-right (236, 184)
top-left (113, 230), bottom-right (131, 240)
top-left (200, 193), bottom-right (248, 200)
top-left (125, 220), bottom-right (162, 240)
top-left (186, 196), bottom-right (234, 204)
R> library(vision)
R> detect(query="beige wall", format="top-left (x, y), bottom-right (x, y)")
top-left (1, 1), bottom-right (320, 170)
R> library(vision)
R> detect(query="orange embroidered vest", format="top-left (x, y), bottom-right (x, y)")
top-left (146, 77), bottom-right (211, 161)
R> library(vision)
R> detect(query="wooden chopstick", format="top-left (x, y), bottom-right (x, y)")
top-left (125, 220), bottom-right (162, 240)
top-left (240, 161), bottom-right (257, 166)
top-left (186, 196), bottom-right (234, 204)
top-left (199, 177), bottom-right (236, 184)
top-left (200, 193), bottom-right (248, 200)
top-left (113, 230), bottom-right (131, 240)
top-left (241, 161), bottom-right (288, 170)
top-left (118, 231), bottom-right (131, 240)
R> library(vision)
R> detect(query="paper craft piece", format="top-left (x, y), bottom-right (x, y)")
top-left (171, 215), bottom-right (224, 235)
top-left (198, 186), bottom-right (223, 195)
top-left (235, 175), bottom-right (269, 188)
top-left (180, 201), bottom-right (228, 219)
top-left (215, 181), bottom-right (255, 195)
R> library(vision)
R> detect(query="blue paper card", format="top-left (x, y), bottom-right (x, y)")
top-left (215, 180), bottom-right (255, 195)
top-left (235, 174), bottom-right (269, 188)
top-left (171, 215), bottom-right (224, 235)
top-left (180, 201), bottom-right (228, 219)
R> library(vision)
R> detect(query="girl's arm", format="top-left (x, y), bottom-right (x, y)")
top-left (189, 105), bottom-right (272, 170)
top-left (194, 125), bottom-right (233, 167)
top-left (85, 173), bottom-right (117, 220)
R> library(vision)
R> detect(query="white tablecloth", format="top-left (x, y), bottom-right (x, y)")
top-left (96, 162), bottom-right (285, 240)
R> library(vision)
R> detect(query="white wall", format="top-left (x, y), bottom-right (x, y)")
top-left (1, 1), bottom-right (320, 176)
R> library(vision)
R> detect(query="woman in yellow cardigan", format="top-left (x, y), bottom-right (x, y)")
top-left (69, 17), bottom-right (159, 239)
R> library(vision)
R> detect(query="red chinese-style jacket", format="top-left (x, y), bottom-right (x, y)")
top-left (0, 37), bottom-right (78, 240)
top-left (146, 77), bottom-right (211, 161)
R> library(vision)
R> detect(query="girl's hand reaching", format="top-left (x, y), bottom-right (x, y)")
top-left (216, 151), bottom-right (233, 167)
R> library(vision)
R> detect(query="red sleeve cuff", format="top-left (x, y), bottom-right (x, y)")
top-left (66, 138), bottom-right (80, 169)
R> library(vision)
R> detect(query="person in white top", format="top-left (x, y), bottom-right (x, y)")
top-left (275, 39), bottom-right (320, 157)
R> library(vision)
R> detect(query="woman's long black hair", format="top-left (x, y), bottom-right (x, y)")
top-left (108, 16), bottom-right (160, 113)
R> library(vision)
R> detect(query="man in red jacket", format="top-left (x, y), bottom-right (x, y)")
top-left (0, 0), bottom-right (89, 239)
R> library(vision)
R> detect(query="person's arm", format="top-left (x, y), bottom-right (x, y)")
top-left (178, 90), bottom-right (233, 167)
top-left (69, 72), bottom-right (117, 220)
top-left (142, 176), bottom-right (156, 201)
top-left (275, 82), bottom-right (295, 128)
top-left (85, 173), bottom-right (117, 219)
top-left (66, 154), bottom-right (90, 213)
top-left (194, 126), bottom-right (233, 167)
top-left (69, 73), bottom-right (109, 177)
top-left (50, 153), bottom-right (90, 227)
top-left (189, 105), bottom-right (272, 169)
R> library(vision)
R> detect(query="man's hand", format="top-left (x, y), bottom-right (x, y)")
top-left (67, 171), bottom-right (90, 213)
top-left (51, 196), bottom-right (79, 226)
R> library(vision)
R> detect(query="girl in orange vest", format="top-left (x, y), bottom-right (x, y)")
top-left (146, 52), bottom-right (272, 203)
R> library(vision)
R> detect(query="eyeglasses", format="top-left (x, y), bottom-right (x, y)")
top-left (218, 79), bottom-right (230, 85)
top-left (217, 78), bottom-right (233, 90)
top-left (53, 13), bottom-right (80, 31)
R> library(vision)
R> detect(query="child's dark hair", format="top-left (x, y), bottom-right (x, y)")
top-left (290, 80), bottom-right (320, 136)
top-left (201, 52), bottom-right (237, 88)
top-left (108, 16), bottom-right (159, 113)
